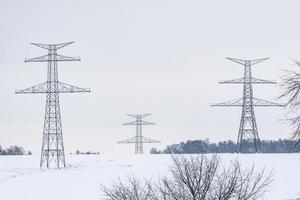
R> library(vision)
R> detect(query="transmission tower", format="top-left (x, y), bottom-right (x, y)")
top-left (16, 42), bottom-right (90, 168)
top-left (118, 114), bottom-right (160, 154)
top-left (211, 57), bottom-right (284, 153)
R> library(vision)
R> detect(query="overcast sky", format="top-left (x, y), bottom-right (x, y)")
top-left (0, 0), bottom-right (299, 154)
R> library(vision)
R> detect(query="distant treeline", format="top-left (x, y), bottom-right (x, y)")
top-left (73, 150), bottom-right (100, 155)
top-left (150, 139), bottom-right (300, 154)
top-left (0, 145), bottom-right (32, 155)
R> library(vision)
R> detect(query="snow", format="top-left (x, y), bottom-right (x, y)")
top-left (0, 154), bottom-right (299, 200)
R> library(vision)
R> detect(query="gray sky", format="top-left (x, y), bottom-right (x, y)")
top-left (0, 0), bottom-right (298, 154)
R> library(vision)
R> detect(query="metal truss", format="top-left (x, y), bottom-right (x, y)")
top-left (16, 42), bottom-right (90, 168)
top-left (211, 57), bottom-right (284, 153)
top-left (211, 97), bottom-right (283, 107)
top-left (219, 77), bottom-right (276, 84)
top-left (16, 82), bottom-right (90, 94)
top-left (118, 114), bottom-right (160, 154)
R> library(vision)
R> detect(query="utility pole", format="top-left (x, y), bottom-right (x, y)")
top-left (211, 58), bottom-right (284, 153)
top-left (118, 114), bottom-right (160, 154)
top-left (16, 42), bottom-right (90, 168)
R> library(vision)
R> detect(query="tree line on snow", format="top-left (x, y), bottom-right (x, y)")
top-left (0, 145), bottom-right (31, 155)
top-left (150, 139), bottom-right (300, 154)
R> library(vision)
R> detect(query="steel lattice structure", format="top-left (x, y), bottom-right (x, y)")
top-left (118, 114), bottom-right (160, 154)
top-left (16, 42), bottom-right (90, 168)
top-left (211, 58), bottom-right (284, 153)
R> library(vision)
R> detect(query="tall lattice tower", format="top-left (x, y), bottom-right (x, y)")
top-left (16, 42), bottom-right (90, 168)
top-left (118, 114), bottom-right (160, 154)
top-left (211, 58), bottom-right (284, 153)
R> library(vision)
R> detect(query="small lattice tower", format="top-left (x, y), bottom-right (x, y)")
top-left (118, 114), bottom-right (160, 154)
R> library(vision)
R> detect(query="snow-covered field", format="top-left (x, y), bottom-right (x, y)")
top-left (0, 154), bottom-right (299, 200)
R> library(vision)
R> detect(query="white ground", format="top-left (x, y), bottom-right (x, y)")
top-left (0, 154), bottom-right (299, 200)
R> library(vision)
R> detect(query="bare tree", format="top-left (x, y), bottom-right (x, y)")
top-left (101, 155), bottom-right (272, 200)
top-left (280, 61), bottom-right (300, 146)
top-left (101, 176), bottom-right (154, 200)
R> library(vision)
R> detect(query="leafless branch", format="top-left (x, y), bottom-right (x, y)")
top-left (279, 61), bottom-right (300, 144)
top-left (101, 155), bottom-right (272, 200)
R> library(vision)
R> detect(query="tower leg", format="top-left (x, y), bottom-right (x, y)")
top-left (40, 92), bottom-right (65, 168)
top-left (252, 112), bottom-right (261, 153)
top-left (237, 106), bottom-right (261, 153)
top-left (237, 115), bottom-right (243, 153)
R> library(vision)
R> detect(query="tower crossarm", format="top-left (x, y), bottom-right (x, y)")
top-left (219, 77), bottom-right (276, 84)
top-left (118, 136), bottom-right (160, 144)
top-left (123, 120), bottom-right (155, 126)
top-left (15, 81), bottom-right (90, 94)
top-left (226, 57), bottom-right (269, 66)
top-left (25, 54), bottom-right (80, 62)
top-left (118, 137), bottom-right (138, 143)
top-left (57, 82), bottom-right (91, 93)
top-left (31, 42), bottom-right (74, 50)
top-left (211, 97), bottom-right (285, 107)
top-left (251, 78), bottom-right (276, 84)
top-left (141, 136), bottom-right (160, 143)
top-left (252, 97), bottom-right (285, 107)
top-left (15, 82), bottom-right (47, 94)
top-left (211, 98), bottom-right (243, 106)
top-left (126, 113), bottom-right (152, 118)
top-left (123, 121), bottom-right (139, 125)
top-left (219, 78), bottom-right (245, 84)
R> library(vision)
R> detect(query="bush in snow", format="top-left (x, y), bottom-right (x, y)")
top-left (102, 154), bottom-right (272, 200)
